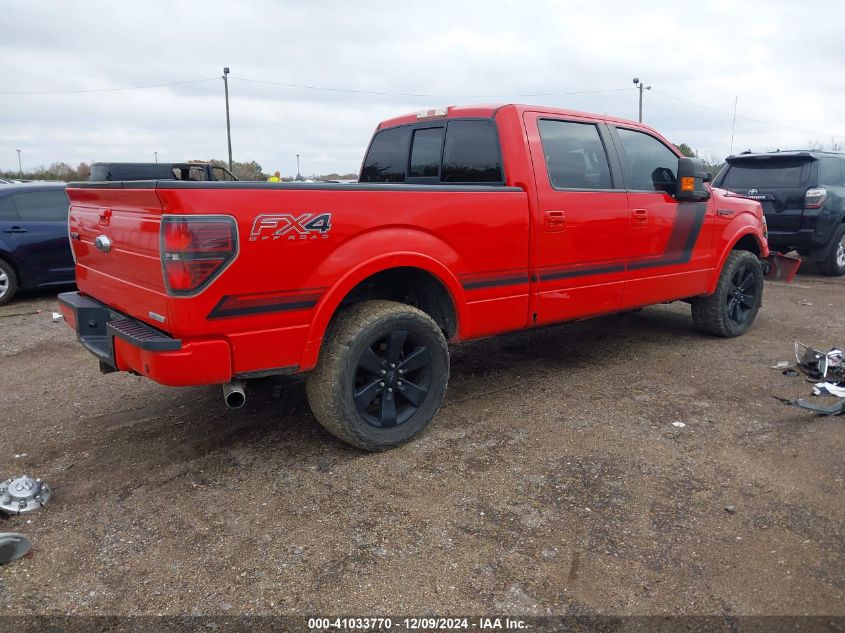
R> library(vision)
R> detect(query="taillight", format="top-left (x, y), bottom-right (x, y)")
top-left (161, 216), bottom-right (237, 295)
top-left (804, 187), bottom-right (827, 209)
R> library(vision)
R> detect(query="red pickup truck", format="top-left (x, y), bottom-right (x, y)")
top-left (60, 104), bottom-right (773, 450)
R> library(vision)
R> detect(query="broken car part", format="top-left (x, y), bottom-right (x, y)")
top-left (774, 396), bottom-right (845, 416)
top-left (794, 342), bottom-right (845, 380)
top-left (0, 475), bottom-right (51, 515)
top-left (0, 533), bottom-right (32, 565)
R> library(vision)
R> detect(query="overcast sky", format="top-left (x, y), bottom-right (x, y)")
top-left (2, 0), bottom-right (844, 176)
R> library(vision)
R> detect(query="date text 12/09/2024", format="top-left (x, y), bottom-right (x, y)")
top-left (307, 617), bottom-right (528, 630)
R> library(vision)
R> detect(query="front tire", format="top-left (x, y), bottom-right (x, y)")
top-left (691, 250), bottom-right (763, 337)
top-left (816, 224), bottom-right (845, 277)
top-left (306, 300), bottom-right (450, 451)
top-left (0, 259), bottom-right (19, 306)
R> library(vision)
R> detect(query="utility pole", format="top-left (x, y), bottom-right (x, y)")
top-left (16, 149), bottom-right (22, 179)
top-left (223, 67), bottom-right (233, 171)
top-left (296, 154), bottom-right (301, 180)
top-left (154, 151), bottom-right (158, 163)
top-left (633, 78), bottom-right (651, 123)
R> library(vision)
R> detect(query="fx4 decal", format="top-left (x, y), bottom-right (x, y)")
top-left (249, 213), bottom-right (333, 241)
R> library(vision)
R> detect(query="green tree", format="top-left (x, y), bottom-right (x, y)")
top-left (675, 143), bottom-right (696, 158)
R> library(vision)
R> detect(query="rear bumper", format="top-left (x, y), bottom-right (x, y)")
top-left (58, 292), bottom-right (233, 386)
top-left (766, 228), bottom-right (825, 252)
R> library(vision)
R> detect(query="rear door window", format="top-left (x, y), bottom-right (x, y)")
top-left (12, 190), bottom-right (69, 221)
top-left (360, 126), bottom-right (411, 182)
top-left (721, 159), bottom-right (810, 188)
top-left (0, 195), bottom-right (18, 221)
top-left (819, 157), bottom-right (844, 187)
top-left (616, 128), bottom-right (678, 192)
top-left (441, 120), bottom-right (503, 183)
top-left (537, 119), bottom-right (613, 190)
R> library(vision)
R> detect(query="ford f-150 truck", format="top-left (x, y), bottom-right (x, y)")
top-left (59, 104), bottom-right (774, 450)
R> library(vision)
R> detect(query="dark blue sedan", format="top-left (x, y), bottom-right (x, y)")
top-left (0, 183), bottom-right (75, 305)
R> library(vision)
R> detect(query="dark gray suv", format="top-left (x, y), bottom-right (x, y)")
top-left (714, 151), bottom-right (845, 276)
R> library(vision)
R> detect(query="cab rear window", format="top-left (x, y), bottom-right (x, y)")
top-left (721, 160), bottom-right (809, 188)
top-left (360, 119), bottom-right (503, 184)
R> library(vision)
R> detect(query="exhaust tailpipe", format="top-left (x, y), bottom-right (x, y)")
top-left (223, 380), bottom-right (246, 409)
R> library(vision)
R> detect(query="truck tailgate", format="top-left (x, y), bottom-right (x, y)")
top-left (67, 185), bottom-right (169, 327)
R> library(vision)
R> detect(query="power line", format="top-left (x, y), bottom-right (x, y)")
top-left (651, 88), bottom-right (842, 140)
top-left (230, 76), bottom-right (633, 99)
top-left (0, 77), bottom-right (219, 95)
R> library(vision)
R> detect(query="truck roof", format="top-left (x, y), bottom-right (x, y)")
top-left (377, 103), bottom-right (657, 134)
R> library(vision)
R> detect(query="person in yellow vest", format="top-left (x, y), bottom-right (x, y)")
top-left (267, 170), bottom-right (281, 183)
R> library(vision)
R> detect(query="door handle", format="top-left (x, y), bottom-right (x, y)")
top-left (3, 226), bottom-right (28, 234)
top-left (544, 210), bottom-right (566, 232)
top-left (632, 208), bottom-right (648, 226)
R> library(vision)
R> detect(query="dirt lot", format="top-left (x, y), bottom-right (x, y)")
top-left (1, 270), bottom-right (843, 618)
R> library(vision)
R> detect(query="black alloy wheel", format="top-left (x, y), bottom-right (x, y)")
top-left (724, 263), bottom-right (760, 327)
top-left (354, 329), bottom-right (433, 428)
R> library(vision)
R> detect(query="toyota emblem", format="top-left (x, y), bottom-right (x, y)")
top-left (747, 188), bottom-right (758, 195)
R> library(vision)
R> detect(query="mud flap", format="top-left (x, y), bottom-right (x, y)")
top-left (762, 252), bottom-right (801, 283)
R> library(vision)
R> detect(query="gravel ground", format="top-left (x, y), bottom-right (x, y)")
top-left (0, 269), bottom-right (843, 617)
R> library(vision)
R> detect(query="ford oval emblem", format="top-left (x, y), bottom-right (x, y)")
top-left (94, 235), bottom-right (112, 253)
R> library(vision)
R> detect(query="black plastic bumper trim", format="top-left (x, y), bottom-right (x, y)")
top-left (58, 292), bottom-right (182, 369)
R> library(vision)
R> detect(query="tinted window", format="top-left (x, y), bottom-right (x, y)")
top-left (819, 157), bottom-right (844, 187)
top-left (441, 120), bottom-right (502, 183)
top-left (360, 126), bottom-right (411, 182)
top-left (12, 190), bottom-right (69, 221)
top-left (409, 127), bottom-right (444, 178)
top-left (617, 128), bottom-right (678, 192)
top-left (721, 159), bottom-right (809, 188)
top-left (0, 195), bottom-right (17, 221)
top-left (538, 119), bottom-right (613, 190)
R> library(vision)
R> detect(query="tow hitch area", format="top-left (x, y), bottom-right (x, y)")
top-left (762, 252), bottom-right (801, 283)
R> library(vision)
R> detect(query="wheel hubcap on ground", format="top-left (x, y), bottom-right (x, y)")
top-left (353, 329), bottom-right (433, 428)
top-left (725, 264), bottom-right (759, 326)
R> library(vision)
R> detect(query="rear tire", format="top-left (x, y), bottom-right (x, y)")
top-left (691, 250), bottom-right (763, 337)
top-left (0, 259), bottom-right (18, 306)
top-left (306, 300), bottom-right (449, 451)
top-left (816, 224), bottom-right (845, 277)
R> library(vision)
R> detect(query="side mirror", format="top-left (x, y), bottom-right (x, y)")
top-left (676, 157), bottom-right (711, 201)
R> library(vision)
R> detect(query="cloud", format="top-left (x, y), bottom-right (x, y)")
top-left (2, 0), bottom-right (844, 175)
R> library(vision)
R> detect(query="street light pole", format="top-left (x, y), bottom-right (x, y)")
top-left (154, 151), bottom-right (158, 163)
top-left (632, 78), bottom-right (651, 123)
top-left (16, 149), bottom-right (22, 179)
top-left (223, 67), bottom-right (233, 171)
top-left (296, 154), bottom-right (301, 180)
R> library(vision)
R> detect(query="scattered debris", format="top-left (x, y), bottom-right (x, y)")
top-left (771, 361), bottom-right (791, 369)
top-left (774, 342), bottom-right (845, 417)
top-left (0, 533), bottom-right (32, 565)
top-left (724, 505), bottom-right (736, 514)
top-left (671, 422), bottom-right (686, 428)
top-left (797, 300), bottom-right (814, 306)
top-left (51, 312), bottom-right (63, 323)
top-left (0, 475), bottom-right (51, 515)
